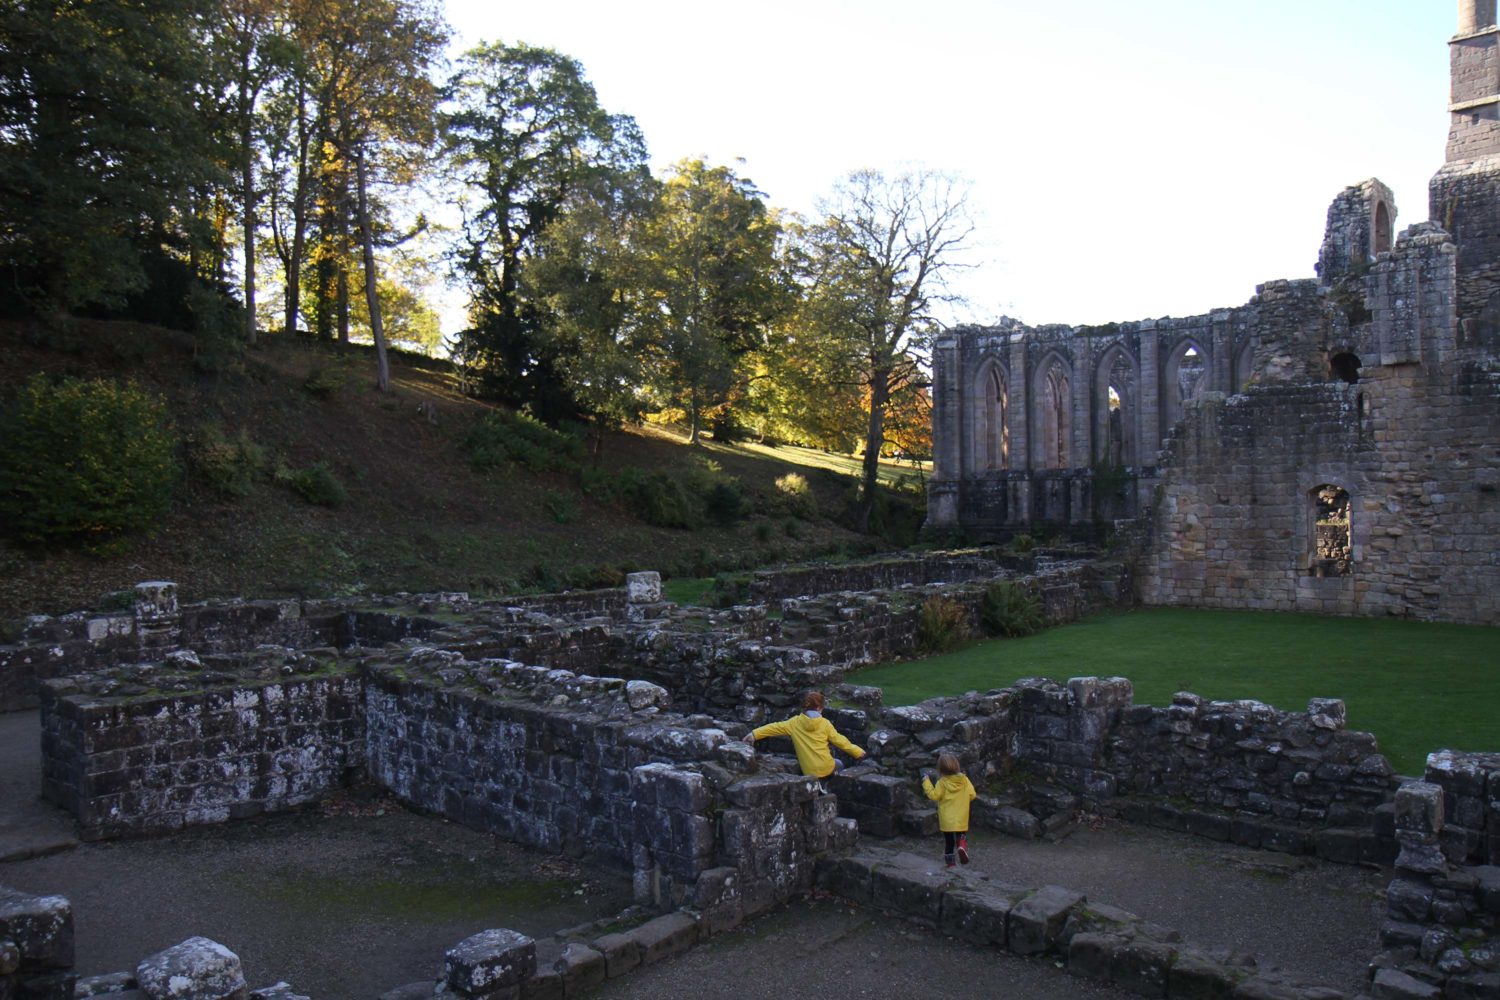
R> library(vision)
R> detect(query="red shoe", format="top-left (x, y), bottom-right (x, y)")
top-left (957, 835), bottom-right (970, 865)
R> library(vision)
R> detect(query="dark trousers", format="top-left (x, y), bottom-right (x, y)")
top-left (944, 831), bottom-right (966, 852)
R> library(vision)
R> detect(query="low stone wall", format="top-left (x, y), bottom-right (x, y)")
top-left (1370, 772), bottom-right (1500, 998)
top-left (41, 659), bottom-right (364, 840)
top-left (816, 849), bottom-right (1358, 1000)
top-left (745, 551), bottom-right (1007, 602)
top-left (842, 676), bottom-right (1403, 867)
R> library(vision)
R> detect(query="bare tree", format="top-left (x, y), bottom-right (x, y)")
top-left (799, 169), bottom-right (972, 533)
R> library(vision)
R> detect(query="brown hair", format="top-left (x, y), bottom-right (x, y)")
top-left (937, 753), bottom-right (961, 776)
top-left (802, 691), bottom-right (825, 712)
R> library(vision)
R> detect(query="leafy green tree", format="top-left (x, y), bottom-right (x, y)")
top-left (445, 41), bottom-right (647, 419)
top-left (797, 169), bottom-right (971, 531)
top-left (522, 168), bottom-right (657, 454)
top-left (0, 0), bottom-right (224, 315)
top-left (633, 158), bottom-right (788, 444)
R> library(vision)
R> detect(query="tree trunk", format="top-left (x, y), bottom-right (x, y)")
top-left (355, 148), bottom-right (391, 392)
top-left (283, 79), bottom-right (309, 338)
top-left (855, 368), bottom-right (892, 534)
top-left (242, 115), bottom-right (257, 345)
top-left (336, 264), bottom-right (349, 348)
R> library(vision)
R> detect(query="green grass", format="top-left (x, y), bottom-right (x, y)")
top-left (718, 440), bottom-right (928, 491)
top-left (663, 576), bottom-right (717, 606)
top-left (848, 608), bottom-right (1500, 775)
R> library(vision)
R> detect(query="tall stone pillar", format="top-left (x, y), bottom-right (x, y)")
top-left (924, 335), bottom-right (963, 533)
top-left (1008, 337), bottom-right (1031, 524)
top-left (1138, 323), bottom-right (1161, 464)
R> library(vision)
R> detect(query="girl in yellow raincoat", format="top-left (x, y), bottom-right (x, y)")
top-left (922, 753), bottom-right (977, 867)
top-left (747, 691), bottom-right (865, 778)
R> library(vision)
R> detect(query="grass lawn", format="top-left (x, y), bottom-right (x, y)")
top-left (847, 608), bottom-right (1500, 775)
top-left (663, 577), bottom-right (717, 606)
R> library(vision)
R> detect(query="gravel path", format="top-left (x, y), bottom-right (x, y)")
top-left (585, 895), bottom-right (1125, 1000)
top-left (881, 822), bottom-right (1387, 994)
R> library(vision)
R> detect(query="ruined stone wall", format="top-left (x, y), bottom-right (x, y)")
top-left (744, 552), bottom-right (1005, 602)
top-left (1140, 349), bottom-right (1500, 623)
top-left (362, 657), bottom-right (701, 871)
top-left (40, 668), bottom-right (364, 840)
top-left (848, 677), bottom-right (1403, 862)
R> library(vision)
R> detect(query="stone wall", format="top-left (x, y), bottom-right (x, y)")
top-left (40, 661), bottom-right (364, 840)
top-left (744, 552), bottom-right (1005, 602)
top-left (1370, 767), bottom-right (1500, 998)
top-left (843, 676), bottom-right (1403, 865)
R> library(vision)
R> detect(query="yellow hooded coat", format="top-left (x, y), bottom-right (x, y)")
top-left (922, 772), bottom-right (977, 832)
top-left (749, 713), bottom-right (864, 778)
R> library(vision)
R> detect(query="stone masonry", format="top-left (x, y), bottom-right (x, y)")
top-left (926, 3), bottom-right (1500, 627)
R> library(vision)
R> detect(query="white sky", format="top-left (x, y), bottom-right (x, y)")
top-left (439, 0), bottom-right (1453, 329)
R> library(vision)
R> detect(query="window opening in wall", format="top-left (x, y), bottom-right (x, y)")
top-left (1040, 363), bottom-right (1071, 469)
top-left (1330, 352), bottom-right (1361, 384)
top-left (1177, 346), bottom-right (1204, 401)
top-left (1374, 201), bottom-right (1392, 256)
top-left (1104, 387), bottom-right (1124, 467)
top-left (1311, 485), bottom-right (1351, 577)
top-left (1233, 341), bottom-right (1254, 393)
top-left (982, 367), bottom-right (1008, 470)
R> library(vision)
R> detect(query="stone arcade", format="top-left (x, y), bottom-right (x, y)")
top-left (924, 1), bottom-right (1500, 626)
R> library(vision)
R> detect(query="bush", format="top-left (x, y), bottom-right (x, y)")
top-left (1009, 532), bottom-right (1036, 555)
top-left (704, 481), bottom-right (748, 526)
top-left (616, 467), bottom-right (697, 528)
top-left (462, 409), bottom-right (584, 474)
top-left (281, 462), bottom-right (348, 508)
top-left (187, 425), bottom-right (268, 497)
top-left (0, 375), bottom-right (177, 551)
top-left (980, 580), bottom-right (1044, 638)
top-left (774, 472), bottom-right (818, 519)
top-left (541, 489), bottom-right (576, 524)
top-left (916, 595), bottom-right (968, 653)
top-left (303, 366), bottom-right (346, 399)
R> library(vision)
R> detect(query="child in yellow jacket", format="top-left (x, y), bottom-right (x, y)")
top-left (922, 753), bottom-right (977, 867)
top-left (747, 691), bottom-right (866, 779)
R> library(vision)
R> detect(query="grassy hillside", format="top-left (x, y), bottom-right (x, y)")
top-left (0, 320), bottom-right (921, 620)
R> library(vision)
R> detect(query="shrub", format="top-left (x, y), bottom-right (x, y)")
top-left (303, 366), bottom-right (346, 399)
top-left (1009, 532), bottom-right (1036, 555)
top-left (281, 462), bottom-right (348, 507)
top-left (754, 521), bottom-right (773, 543)
top-left (0, 375), bottom-right (177, 551)
top-left (462, 410), bottom-right (584, 474)
top-left (187, 424), bottom-right (268, 497)
top-left (616, 467), bottom-right (697, 528)
top-left (704, 481), bottom-right (748, 526)
top-left (980, 580), bottom-right (1044, 638)
top-left (774, 472), bottom-right (818, 519)
top-left (541, 489), bottom-right (576, 524)
top-left (916, 595), bottom-right (968, 653)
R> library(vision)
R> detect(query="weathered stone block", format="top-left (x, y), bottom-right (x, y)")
top-left (135, 938), bottom-right (246, 1000)
top-left (76, 972), bottom-right (137, 996)
top-left (552, 942), bottom-right (604, 996)
top-left (624, 572), bottom-right (661, 604)
top-left (1110, 938), bottom-right (1176, 997)
top-left (444, 929), bottom-right (535, 998)
top-left (986, 804), bottom-right (1042, 840)
top-left (815, 855), bottom-right (876, 905)
top-left (0, 888), bottom-right (73, 972)
top-left (590, 932), bottom-right (640, 979)
top-left (1385, 879), bottom-right (1433, 922)
top-left (1066, 931), bottom-right (1123, 983)
top-left (870, 861), bottom-right (951, 926)
top-left (938, 888), bottom-right (1011, 947)
top-left (1230, 978), bottom-right (1308, 1000)
top-left (1369, 967), bottom-right (1441, 999)
top-left (1008, 886), bottom-right (1086, 956)
top-left (1167, 949), bottom-right (1243, 999)
top-left (897, 809), bottom-right (938, 837)
top-left (1442, 973), bottom-right (1500, 999)
top-left (245, 985), bottom-right (308, 1000)
top-left (627, 913), bottom-right (698, 965)
top-left (14, 970), bottom-right (77, 1000)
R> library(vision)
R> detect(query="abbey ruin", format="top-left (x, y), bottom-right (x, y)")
top-left (4, 7), bottom-right (1500, 1000)
top-left (924, 1), bottom-right (1500, 627)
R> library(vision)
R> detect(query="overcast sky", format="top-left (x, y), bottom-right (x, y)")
top-left (440, 0), bottom-right (1453, 329)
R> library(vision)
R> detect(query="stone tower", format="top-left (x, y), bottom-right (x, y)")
top-left (1430, 0), bottom-right (1500, 342)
